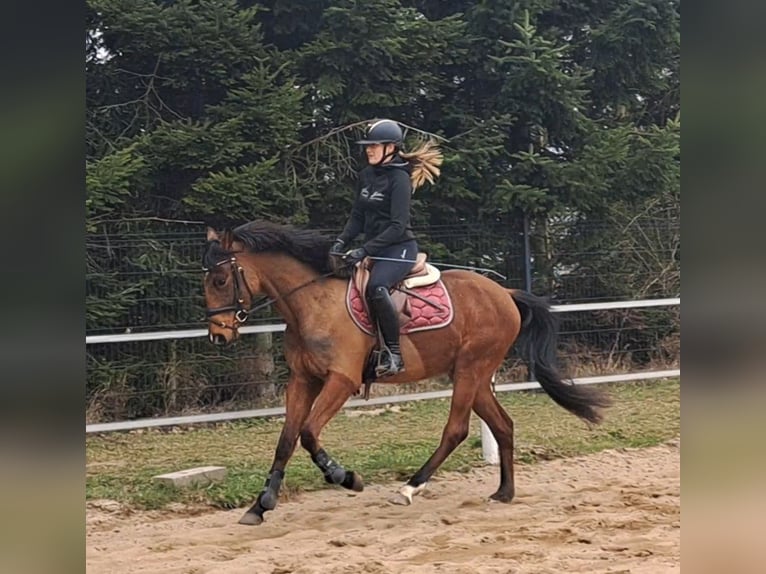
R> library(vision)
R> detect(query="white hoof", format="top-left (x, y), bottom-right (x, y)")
top-left (388, 492), bottom-right (411, 506)
top-left (389, 482), bottom-right (427, 506)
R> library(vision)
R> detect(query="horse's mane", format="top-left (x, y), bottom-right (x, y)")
top-left (203, 220), bottom-right (334, 274)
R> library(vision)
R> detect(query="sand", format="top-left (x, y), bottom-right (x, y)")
top-left (86, 440), bottom-right (680, 573)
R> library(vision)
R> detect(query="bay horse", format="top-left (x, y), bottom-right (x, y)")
top-left (203, 220), bottom-right (610, 525)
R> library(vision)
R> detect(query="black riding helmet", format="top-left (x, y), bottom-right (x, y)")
top-left (355, 119), bottom-right (403, 145)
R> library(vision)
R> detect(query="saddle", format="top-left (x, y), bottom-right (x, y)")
top-left (345, 253), bottom-right (454, 400)
top-left (353, 252), bottom-right (442, 324)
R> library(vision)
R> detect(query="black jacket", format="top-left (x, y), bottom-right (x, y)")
top-left (337, 155), bottom-right (416, 255)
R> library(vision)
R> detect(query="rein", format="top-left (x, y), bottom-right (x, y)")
top-left (203, 255), bottom-right (336, 331)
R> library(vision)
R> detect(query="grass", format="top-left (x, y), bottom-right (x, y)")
top-left (86, 379), bottom-right (680, 511)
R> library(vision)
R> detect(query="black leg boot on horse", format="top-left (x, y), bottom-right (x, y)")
top-left (368, 285), bottom-right (405, 377)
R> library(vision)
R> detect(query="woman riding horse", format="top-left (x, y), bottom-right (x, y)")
top-left (331, 119), bottom-right (443, 377)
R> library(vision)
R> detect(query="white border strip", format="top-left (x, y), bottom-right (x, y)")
top-left (86, 323), bottom-right (287, 344)
top-left (85, 370), bottom-right (680, 433)
top-left (85, 298), bottom-right (680, 345)
top-left (551, 297), bottom-right (679, 313)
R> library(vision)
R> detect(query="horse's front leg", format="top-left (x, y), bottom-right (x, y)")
top-left (299, 371), bottom-right (365, 492)
top-left (239, 373), bottom-right (320, 526)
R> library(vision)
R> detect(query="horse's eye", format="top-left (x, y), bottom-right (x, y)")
top-left (213, 276), bottom-right (227, 288)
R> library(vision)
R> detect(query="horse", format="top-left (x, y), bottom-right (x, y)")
top-left (202, 220), bottom-right (611, 525)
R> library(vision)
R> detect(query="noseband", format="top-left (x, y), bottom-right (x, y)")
top-left (203, 256), bottom-right (259, 330)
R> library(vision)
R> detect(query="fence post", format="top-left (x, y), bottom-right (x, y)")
top-left (253, 331), bottom-right (276, 398)
top-left (523, 213), bottom-right (533, 293)
top-left (522, 213), bottom-right (536, 382)
top-left (480, 372), bottom-right (500, 464)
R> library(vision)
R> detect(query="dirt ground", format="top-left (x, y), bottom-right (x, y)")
top-left (86, 440), bottom-right (680, 574)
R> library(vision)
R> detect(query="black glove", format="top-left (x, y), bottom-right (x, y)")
top-left (343, 247), bottom-right (367, 266)
top-left (330, 239), bottom-right (345, 256)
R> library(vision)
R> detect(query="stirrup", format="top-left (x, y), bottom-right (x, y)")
top-left (375, 347), bottom-right (405, 377)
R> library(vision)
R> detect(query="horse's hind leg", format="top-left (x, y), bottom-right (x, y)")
top-left (391, 364), bottom-right (485, 505)
top-left (472, 383), bottom-right (515, 502)
top-left (239, 374), bottom-right (320, 526)
top-left (299, 371), bottom-right (365, 492)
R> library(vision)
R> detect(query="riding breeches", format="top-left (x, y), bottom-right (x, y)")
top-left (365, 240), bottom-right (418, 299)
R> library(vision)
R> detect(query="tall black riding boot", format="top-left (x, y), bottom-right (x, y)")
top-left (368, 286), bottom-right (405, 377)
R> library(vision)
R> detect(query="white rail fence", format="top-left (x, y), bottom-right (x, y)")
top-left (85, 297), bottom-right (679, 435)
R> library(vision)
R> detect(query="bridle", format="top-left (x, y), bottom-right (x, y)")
top-left (203, 256), bottom-right (260, 330)
top-left (203, 255), bottom-right (338, 332)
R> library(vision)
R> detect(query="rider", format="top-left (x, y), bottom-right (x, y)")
top-left (331, 119), bottom-right (442, 377)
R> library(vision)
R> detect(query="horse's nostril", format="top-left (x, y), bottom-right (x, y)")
top-left (212, 333), bottom-right (228, 346)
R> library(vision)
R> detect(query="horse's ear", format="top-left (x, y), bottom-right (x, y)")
top-left (206, 227), bottom-right (219, 242)
top-left (221, 229), bottom-right (234, 250)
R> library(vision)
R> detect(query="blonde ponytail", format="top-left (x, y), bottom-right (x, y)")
top-left (400, 139), bottom-right (443, 191)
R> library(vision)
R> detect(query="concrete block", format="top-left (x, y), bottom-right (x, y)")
top-left (153, 466), bottom-right (227, 488)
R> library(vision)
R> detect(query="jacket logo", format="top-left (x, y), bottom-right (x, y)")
top-left (360, 187), bottom-right (370, 199)
top-left (369, 191), bottom-right (385, 201)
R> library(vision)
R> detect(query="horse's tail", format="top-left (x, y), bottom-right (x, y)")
top-left (509, 289), bottom-right (611, 424)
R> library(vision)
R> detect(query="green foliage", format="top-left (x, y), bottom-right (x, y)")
top-left (585, 0), bottom-right (681, 125)
top-left (186, 159), bottom-right (305, 222)
top-left (492, 11), bottom-right (591, 141)
top-left (86, 144), bottom-right (146, 231)
top-left (295, 0), bottom-right (465, 122)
